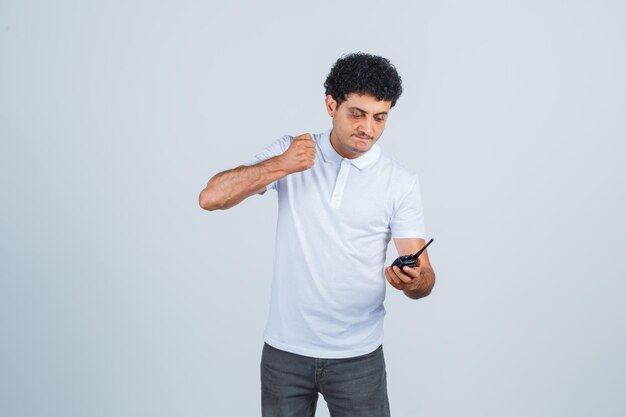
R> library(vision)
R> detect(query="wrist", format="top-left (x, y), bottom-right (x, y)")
top-left (270, 154), bottom-right (292, 176)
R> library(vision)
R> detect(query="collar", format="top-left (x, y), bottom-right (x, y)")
top-left (318, 127), bottom-right (382, 171)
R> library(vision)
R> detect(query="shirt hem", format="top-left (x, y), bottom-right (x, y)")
top-left (263, 335), bottom-right (385, 359)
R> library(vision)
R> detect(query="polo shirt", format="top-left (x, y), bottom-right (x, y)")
top-left (245, 127), bottom-right (425, 358)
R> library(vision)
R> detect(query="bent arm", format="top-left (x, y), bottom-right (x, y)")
top-left (198, 155), bottom-right (288, 211)
top-left (199, 133), bottom-right (316, 211)
top-left (392, 238), bottom-right (436, 300)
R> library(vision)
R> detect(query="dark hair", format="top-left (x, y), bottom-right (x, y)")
top-left (324, 52), bottom-right (403, 108)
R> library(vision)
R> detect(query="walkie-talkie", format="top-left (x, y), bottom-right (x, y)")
top-left (391, 238), bottom-right (434, 269)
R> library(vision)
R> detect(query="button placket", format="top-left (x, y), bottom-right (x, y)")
top-left (329, 159), bottom-right (351, 208)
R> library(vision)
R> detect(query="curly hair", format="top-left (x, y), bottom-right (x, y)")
top-left (324, 52), bottom-right (403, 108)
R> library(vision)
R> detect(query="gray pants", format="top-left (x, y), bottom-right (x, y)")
top-left (261, 343), bottom-right (391, 417)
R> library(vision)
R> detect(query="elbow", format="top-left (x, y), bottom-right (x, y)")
top-left (199, 189), bottom-right (223, 211)
top-left (423, 274), bottom-right (436, 298)
top-left (425, 274), bottom-right (436, 297)
top-left (198, 194), bottom-right (213, 211)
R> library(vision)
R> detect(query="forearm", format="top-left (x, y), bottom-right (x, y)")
top-left (199, 155), bottom-right (289, 210)
top-left (403, 265), bottom-right (435, 300)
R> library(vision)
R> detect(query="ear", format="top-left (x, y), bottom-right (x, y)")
top-left (325, 95), bottom-right (337, 117)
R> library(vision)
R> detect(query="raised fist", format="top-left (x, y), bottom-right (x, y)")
top-left (280, 133), bottom-right (316, 174)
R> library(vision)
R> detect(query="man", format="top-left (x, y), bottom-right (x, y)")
top-left (199, 52), bottom-right (435, 417)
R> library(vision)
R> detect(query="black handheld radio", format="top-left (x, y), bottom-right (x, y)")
top-left (391, 238), bottom-right (434, 269)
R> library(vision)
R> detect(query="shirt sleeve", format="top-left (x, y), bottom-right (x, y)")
top-left (243, 134), bottom-right (292, 193)
top-left (390, 176), bottom-right (426, 239)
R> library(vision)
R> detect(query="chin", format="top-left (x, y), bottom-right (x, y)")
top-left (353, 142), bottom-right (371, 152)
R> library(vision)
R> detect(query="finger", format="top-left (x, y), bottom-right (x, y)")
top-left (392, 265), bottom-right (414, 284)
top-left (387, 277), bottom-right (402, 291)
top-left (384, 267), bottom-right (395, 284)
top-left (295, 133), bottom-right (314, 142)
top-left (385, 269), bottom-right (402, 290)
top-left (295, 140), bottom-right (316, 150)
top-left (386, 266), bottom-right (405, 286)
top-left (298, 147), bottom-right (313, 156)
top-left (401, 265), bottom-right (421, 279)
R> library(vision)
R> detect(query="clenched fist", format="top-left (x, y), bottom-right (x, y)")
top-left (280, 133), bottom-right (316, 174)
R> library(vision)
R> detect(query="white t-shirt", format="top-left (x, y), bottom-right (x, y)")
top-left (245, 128), bottom-right (426, 358)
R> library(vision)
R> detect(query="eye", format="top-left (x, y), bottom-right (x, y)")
top-left (351, 112), bottom-right (362, 119)
top-left (375, 116), bottom-right (386, 122)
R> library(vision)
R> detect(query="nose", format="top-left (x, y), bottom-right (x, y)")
top-left (359, 116), bottom-right (374, 137)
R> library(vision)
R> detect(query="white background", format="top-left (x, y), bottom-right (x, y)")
top-left (1, 1), bottom-right (625, 416)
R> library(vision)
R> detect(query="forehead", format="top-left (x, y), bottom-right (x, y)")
top-left (341, 93), bottom-right (392, 113)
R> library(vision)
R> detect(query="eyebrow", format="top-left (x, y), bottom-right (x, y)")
top-left (348, 106), bottom-right (389, 116)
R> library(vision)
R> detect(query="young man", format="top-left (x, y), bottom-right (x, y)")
top-left (199, 52), bottom-right (435, 417)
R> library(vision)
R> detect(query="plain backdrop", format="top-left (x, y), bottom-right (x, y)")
top-left (1, 1), bottom-right (625, 416)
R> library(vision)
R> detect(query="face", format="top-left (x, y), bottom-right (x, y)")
top-left (325, 93), bottom-right (392, 159)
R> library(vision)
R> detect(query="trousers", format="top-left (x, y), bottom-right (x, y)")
top-left (260, 342), bottom-right (391, 417)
